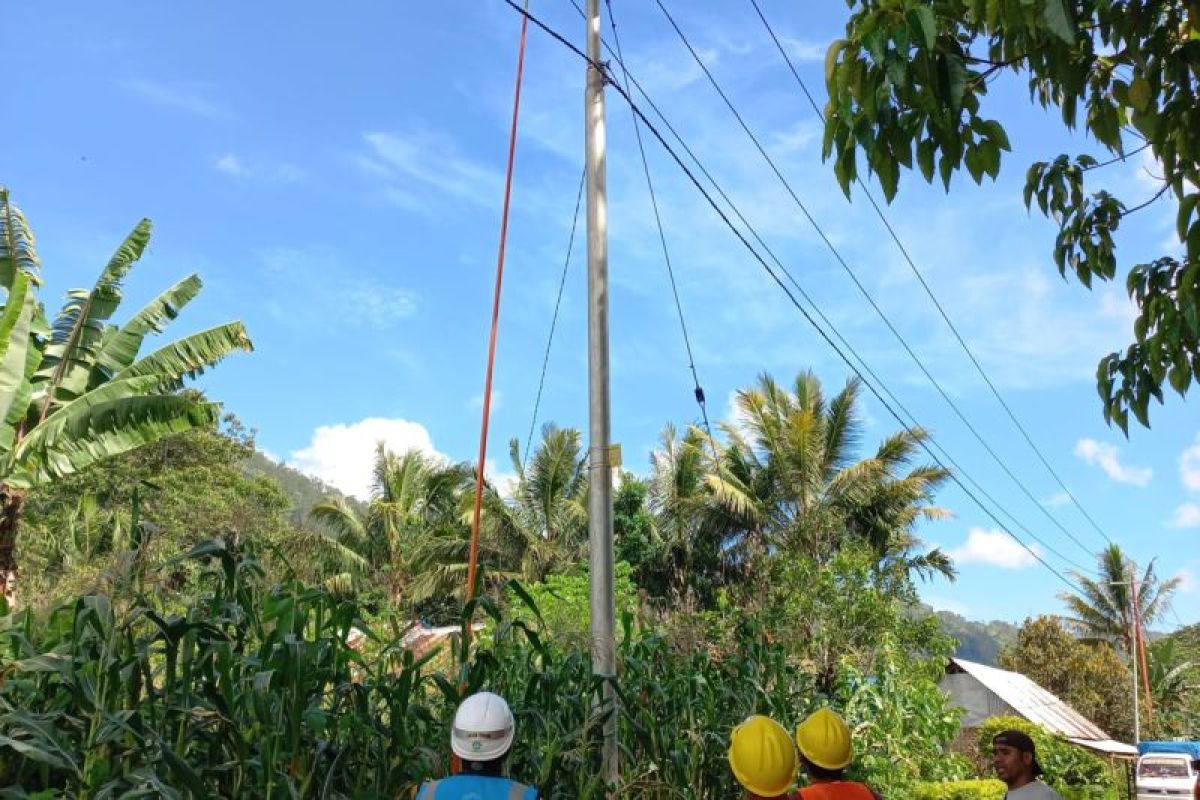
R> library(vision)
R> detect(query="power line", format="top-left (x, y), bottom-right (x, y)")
top-left (744, 0), bottom-right (1116, 549)
top-left (653, 0), bottom-right (1100, 562)
top-left (603, 0), bottom-right (715, 445)
top-left (501, 0), bottom-right (1087, 594)
top-left (590, 0), bottom-right (1090, 575)
top-left (526, 167), bottom-right (586, 461)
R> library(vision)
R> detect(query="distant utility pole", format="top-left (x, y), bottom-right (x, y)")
top-left (584, 0), bottom-right (618, 787)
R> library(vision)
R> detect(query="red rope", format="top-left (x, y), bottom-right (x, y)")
top-left (466, 2), bottom-right (529, 615)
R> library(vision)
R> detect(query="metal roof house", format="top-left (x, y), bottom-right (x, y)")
top-left (940, 657), bottom-right (1138, 758)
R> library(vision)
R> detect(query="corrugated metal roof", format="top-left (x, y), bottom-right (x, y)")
top-left (949, 657), bottom-right (1112, 741)
top-left (1067, 738), bottom-right (1139, 757)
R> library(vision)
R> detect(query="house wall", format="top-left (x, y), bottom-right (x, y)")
top-left (939, 673), bottom-right (1018, 728)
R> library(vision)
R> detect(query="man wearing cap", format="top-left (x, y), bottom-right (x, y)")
top-left (992, 730), bottom-right (1063, 799)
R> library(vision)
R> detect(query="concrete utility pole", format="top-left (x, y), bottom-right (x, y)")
top-left (584, 0), bottom-right (618, 786)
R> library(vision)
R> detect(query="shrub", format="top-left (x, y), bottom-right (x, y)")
top-left (913, 779), bottom-right (1007, 800)
top-left (975, 716), bottom-right (1116, 796)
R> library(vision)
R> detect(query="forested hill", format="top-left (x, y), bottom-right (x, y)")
top-left (933, 609), bottom-right (1020, 665)
top-left (243, 451), bottom-right (357, 527)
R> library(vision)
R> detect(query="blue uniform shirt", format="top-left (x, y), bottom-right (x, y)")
top-left (415, 775), bottom-right (539, 800)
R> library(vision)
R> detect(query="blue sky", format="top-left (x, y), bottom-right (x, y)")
top-left (3, 1), bottom-right (1197, 628)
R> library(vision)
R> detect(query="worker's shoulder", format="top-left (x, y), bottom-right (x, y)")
top-left (1008, 781), bottom-right (1065, 800)
top-left (414, 776), bottom-right (539, 800)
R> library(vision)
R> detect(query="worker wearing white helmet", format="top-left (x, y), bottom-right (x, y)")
top-left (415, 691), bottom-right (540, 800)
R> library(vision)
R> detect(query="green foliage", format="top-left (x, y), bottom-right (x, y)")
top-left (998, 616), bottom-right (1133, 742)
top-left (837, 658), bottom-right (968, 793)
top-left (975, 716), bottom-right (1115, 794)
top-left (20, 415), bottom-right (297, 605)
top-left (765, 545), bottom-right (955, 694)
top-left (508, 562), bottom-right (638, 649)
top-left (0, 542), bottom-right (962, 798)
top-left (0, 189), bottom-right (251, 601)
top-left (913, 779), bottom-right (1006, 800)
top-left (825, 1), bottom-right (1200, 429)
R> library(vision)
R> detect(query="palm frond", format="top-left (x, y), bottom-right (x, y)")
top-left (9, 394), bottom-right (219, 488)
top-left (91, 274), bottom-right (203, 381)
top-left (0, 272), bottom-right (37, 432)
top-left (0, 188), bottom-right (43, 289)
top-left (36, 220), bottom-right (153, 411)
top-left (114, 322), bottom-right (253, 387)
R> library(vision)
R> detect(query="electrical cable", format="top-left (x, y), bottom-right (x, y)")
top-left (597, 0), bottom-right (1088, 572)
top-left (654, 0), bottom-right (1100, 561)
top-left (525, 167), bottom-right (586, 463)
top-left (500, 0), bottom-right (1089, 593)
top-left (745, 0), bottom-right (1115, 549)
top-left (603, 0), bottom-right (717, 457)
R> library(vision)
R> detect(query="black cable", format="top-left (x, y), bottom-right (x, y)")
top-left (585, 0), bottom-right (1088, 574)
top-left (502, 0), bottom-right (1088, 593)
top-left (746, 0), bottom-right (1115, 549)
top-left (654, 0), bottom-right (1099, 561)
top-left (603, 0), bottom-right (715, 447)
top-left (561, 0), bottom-right (1090, 575)
top-left (526, 167), bottom-right (586, 462)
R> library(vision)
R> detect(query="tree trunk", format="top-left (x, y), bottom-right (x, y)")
top-left (0, 485), bottom-right (25, 609)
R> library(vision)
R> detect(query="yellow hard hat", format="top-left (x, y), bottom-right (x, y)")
top-left (795, 708), bottom-right (852, 771)
top-left (728, 715), bottom-right (797, 797)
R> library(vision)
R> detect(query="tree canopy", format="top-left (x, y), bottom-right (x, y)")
top-left (823, 0), bottom-right (1200, 430)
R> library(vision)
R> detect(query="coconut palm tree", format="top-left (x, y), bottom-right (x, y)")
top-left (480, 424), bottom-right (588, 583)
top-left (719, 370), bottom-right (954, 578)
top-left (642, 423), bottom-right (755, 596)
top-left (1061, 544), bottom-right (1180, 653)
top-left (308, 445), bottom-right (473, 601)
top-left (0, 189), bottom-right (252, 604)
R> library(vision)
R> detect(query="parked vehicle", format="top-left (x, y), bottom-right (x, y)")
top-left (1137, 742), bottom-right (1200, 800)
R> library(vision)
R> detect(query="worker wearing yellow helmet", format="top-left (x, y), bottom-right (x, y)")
top-left (792, 708), bottom-right (882, 800)
top-left (728, 715), bottom-right (798, 798)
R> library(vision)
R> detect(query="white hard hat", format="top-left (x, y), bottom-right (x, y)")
top-left (451, 691), bottom-right (515, 761)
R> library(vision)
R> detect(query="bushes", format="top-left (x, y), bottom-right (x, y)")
top-left (975, 716), bottom-right (1118, 797)
top-left (913, 779), bottom-right (1007, 800)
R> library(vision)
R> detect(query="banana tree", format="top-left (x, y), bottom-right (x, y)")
top-left (0, 188), bottom-right (252, 605)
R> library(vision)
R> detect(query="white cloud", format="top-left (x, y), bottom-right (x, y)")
top-left (289, 417), bottom-right (441, 500)
top-left (215, 154), bottom-right (249, 177)
top-left (469, 390), bottom-right (504, 412)
top-left (1168, 502), bottom-right (1200, 529)
top-left (358, 130), bottom-right (499, 211)
top-left (780, 36), bottom-right (826, 63)
top-left (259, 247), bottom-right (417, 328)
top-left (1181, 434), bottom-right (1200, 492)
top-left (948, 528), bottom-right (1041, 569)
top-left (1074, 438), bottom-right (1153, 486)
top-left (1042, 491), bottom-right (1071, 509)
top-left (214, 153), bottom-right (303, 183)
top-left (122, 78), bottom-right (232, 119)
top-left (484, 457), bottom-right (519, 499)
top-left (1176, 568), bottom-right (1196, 594)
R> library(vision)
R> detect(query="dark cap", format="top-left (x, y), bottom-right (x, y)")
top-left (993, 730), bottom-right (1044, 776)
